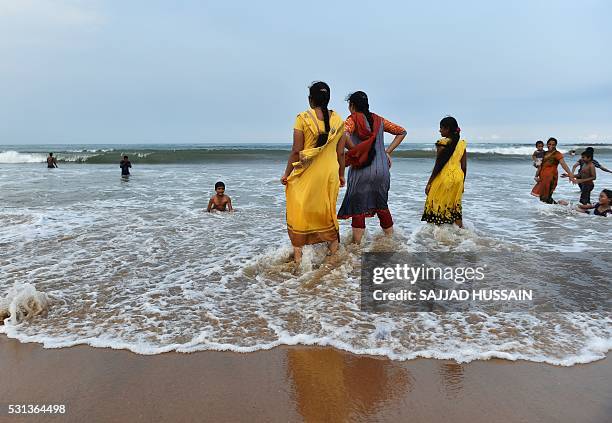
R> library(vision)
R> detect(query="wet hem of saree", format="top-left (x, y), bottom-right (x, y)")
top-left (337, 208), bottom-right (390, 220)
top-left (421, 209), bottom-right (462, 225)
top-left (287, 228), bottom-right (339, 247)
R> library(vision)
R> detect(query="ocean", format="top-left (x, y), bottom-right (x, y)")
top-left (1, 142), bottom-right (611, 365)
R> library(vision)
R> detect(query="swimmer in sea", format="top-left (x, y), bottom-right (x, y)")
top-left (576, 189), bottom-right (612, 217)
top-left (47, 152), bottom-right (58, 168)
top-left (120, 155), bottom-right (132, 176)
top-left (207, 181), bottom-right (233, 212)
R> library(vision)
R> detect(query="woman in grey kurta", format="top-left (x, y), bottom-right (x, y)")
top-left (338, 91), bottom-right (407, 244)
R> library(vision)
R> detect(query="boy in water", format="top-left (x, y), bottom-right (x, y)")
top-left (571, 147), bottom-right (612, 175)
top-left (47, 152), bottom-right (58, 168)
top-left (120, 155), bottom-right (132, 176)
top-left (532, 140), bottom-right (545, 181)
top-left (207, 181), bottom-right (233, 212)
top-left (574, 149), bottom-right (596, 204)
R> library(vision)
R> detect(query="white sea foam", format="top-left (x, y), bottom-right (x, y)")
top-left (1, 155), bottom-right (611, 366)
top-left (0, 150), bottom-right (98, 163)
top-left (0, 150), bottom-right (48, 163)
top-left (0, 283), bottom-right (50, 324)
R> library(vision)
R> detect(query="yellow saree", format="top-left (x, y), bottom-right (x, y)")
top-left (286, 109), bottom-right (344, 246)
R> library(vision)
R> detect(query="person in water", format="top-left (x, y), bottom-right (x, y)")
top-left (337, 91), bottom-right (407, 244)
top-left (207, 181), bottom-right (233, 212)
top-left (532, 140), bottom-right (545, 180)
top-left (120, 155), bottom-right (132, 176)
top-left (47, 152), bottom-right (58, 168)
top-left (422, 116), bottom-right (467, 227)
top-left (570, 147), bottom-right (612, 175)
top-left (576, 189), bottom-right (612, 216)
top-left (574, 149), bottom-right (596, 204)
top-left (282, 81), bottom-right (346, 263)
top-left (531, 138), bottom-right (575, 204)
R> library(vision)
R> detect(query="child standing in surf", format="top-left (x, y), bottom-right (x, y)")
top-left (574, 149), bottom-right (596, 205)
top-left (207, 181), bottom-right (233, 212)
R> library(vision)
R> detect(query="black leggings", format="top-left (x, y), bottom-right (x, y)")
top-left (580, 184), bottom-right (594, 205)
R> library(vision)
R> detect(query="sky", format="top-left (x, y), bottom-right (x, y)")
top-left (0, 0), bottom-right (610, 144)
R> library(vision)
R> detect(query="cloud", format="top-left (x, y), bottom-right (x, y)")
top-left (0, 0), bottom-right (103, 26)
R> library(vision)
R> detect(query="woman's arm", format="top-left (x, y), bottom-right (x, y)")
top-left (461, 150), bottom-right (467, 183)
top-left (344, 117), bottom-right (356, 150)
top-left (345, 135), bottom-right (356, 150)
top-left (383, 120), bottom-right (407, 169)
top-left (383, 120), bottom-right (407, 154)
top-left (559, 157), bottom-right (576, 182)
top-left (385, 133), bottom-right (407, 154)
top-left (281, 129), bottom-right (304, 184)
top-left (337, 134), bottom-right (346, 187)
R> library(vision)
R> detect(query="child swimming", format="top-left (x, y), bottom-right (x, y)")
top-left (207, 181), bottom-right (233, 212)
top-left (532, 140), bottom-right (545, 181)
top-left (576, 189), bottom-right (612, 217)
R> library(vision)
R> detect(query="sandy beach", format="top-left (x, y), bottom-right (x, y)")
top-left (1, 336), bottom-right (609, 423)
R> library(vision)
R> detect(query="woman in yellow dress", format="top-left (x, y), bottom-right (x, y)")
top-left (422, 116), bottom-right (467, 227)
top-left (281, 82), bottom-right (346, 263)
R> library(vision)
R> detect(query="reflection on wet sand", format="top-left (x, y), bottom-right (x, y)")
top-left (287, 348), bottom-right (412, 422)
top-left (438, 361), bottom-right (465, 398)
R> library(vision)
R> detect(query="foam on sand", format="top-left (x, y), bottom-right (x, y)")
top-left (0, 283), bottom-right (50, 325)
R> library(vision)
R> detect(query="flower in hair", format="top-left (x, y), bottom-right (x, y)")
top-left (456, 127), bottom-right (461, 133)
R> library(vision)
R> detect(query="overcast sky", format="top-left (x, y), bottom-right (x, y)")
top-left (0, 0), bottom-right (610, 144)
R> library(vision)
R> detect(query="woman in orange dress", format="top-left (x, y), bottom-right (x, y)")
top-left (531, 137), bottom-right (575, 203)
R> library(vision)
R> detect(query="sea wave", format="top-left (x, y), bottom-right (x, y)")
top-left (2, 145), bottom-right (611, 164)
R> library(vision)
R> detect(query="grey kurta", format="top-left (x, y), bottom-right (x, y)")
top-left (338, 119), bottom-right (390, 217)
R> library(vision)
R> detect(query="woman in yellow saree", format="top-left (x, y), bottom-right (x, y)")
top-left (281, 82), bottom-right (346, 263)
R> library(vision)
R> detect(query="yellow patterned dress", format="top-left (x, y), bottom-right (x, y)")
top-left (286, 109), bottom-right (345, 246)
top-left (422, 138), bottom-right (467, 224)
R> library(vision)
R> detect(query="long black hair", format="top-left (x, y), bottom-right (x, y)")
top-left (347, 91), bottom-right (376, 165)
top-left (347, 91), bottom-right (374, 130)
top-left (309, 81), bottom-right (331, 147)
top-left (430, 116), bottom-right (461, 181)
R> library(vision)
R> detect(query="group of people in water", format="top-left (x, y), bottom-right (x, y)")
top-left (281, 81), bottom-right (467, 263)
top-left (531, 139), bottom-right (611, 216)
top-left (44, 81), bottom-right (609, 264)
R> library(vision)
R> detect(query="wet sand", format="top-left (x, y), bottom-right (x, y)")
top-left (0, 336), bottom-right (610, 423)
